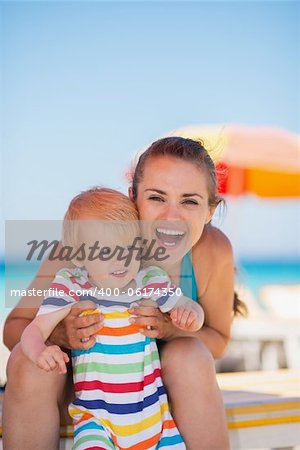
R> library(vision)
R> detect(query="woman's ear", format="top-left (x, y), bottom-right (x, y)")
top-left (128, 186), bottom-right (134, 201)
top-left (205, 205), bottom-right (216, 224)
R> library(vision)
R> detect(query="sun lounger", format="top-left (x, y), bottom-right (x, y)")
top-left (218, 369), bottom-right (300, 449)
top-left (0, 370), bottom-right (299, 449)
top-left (229, 284), bottom-right (300, 371)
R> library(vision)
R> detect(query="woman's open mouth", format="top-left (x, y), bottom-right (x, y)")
top-left (155, 227), bottom-right (186, 249)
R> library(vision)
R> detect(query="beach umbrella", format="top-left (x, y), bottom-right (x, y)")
top-left (173, 124), bottom-right (300, 198)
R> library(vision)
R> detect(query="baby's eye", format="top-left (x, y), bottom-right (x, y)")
top-left (148, 196), bottom-right (165, 202)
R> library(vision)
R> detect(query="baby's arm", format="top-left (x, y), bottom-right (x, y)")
top-left (21, 307), bottom-right (71, 374)
top-left (169, 296), bottom-right (204, 332)
top-left (138, 266), bottom-right (204, 332)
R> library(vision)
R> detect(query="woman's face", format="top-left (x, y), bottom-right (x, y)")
top-left (130, 156), bottom-right (215, 254)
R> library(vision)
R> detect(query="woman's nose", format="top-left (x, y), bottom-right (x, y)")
top-left (159, 203), bottom-right (182, 221)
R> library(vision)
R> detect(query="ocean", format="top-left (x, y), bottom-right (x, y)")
top-left (1, 260), bottom-right (299, 320)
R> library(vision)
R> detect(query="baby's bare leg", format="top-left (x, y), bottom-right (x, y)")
top-left (3, 343), bottom-right (74, 450)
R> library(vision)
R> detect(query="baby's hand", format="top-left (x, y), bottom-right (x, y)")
top-left (170, 307), bottom-right (202, 332)
top-left (36, 345), bottom-right (69, 374)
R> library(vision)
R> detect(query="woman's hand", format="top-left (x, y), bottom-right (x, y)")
top-left (128, 300), bottom-right (177, 340)
top-left (48, 300), bottom-right (104, 350)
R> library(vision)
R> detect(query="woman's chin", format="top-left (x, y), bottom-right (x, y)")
top-left (151, 238), bottom-right (191, 267)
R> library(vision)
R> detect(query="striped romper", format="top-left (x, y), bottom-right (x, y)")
top-left (37, 266), bottom-right (186, 450)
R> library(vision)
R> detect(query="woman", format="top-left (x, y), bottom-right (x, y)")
top-left (3, 137), bottom-right (241, 449)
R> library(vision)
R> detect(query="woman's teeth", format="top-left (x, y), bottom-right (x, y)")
top-left (155, 228), bottom-right (185, 247)
top-left (156, 228), bottom-right (185, 236)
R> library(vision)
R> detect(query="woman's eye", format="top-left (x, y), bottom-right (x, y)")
top-left (148, 196), bottom-right (164, 202)
top-left (182, 199), bottom-right (198, 205)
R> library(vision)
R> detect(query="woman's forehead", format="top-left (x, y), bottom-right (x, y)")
top-left (140, 156), bottom-right (208, 192)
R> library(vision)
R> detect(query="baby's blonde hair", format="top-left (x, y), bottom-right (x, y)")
top-left (63, 187), bottom-right (139, 251)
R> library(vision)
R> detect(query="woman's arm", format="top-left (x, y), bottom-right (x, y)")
top-left (3, 252), bottom-right (71, 350)
top-left (130, 226), bottom-right (234, 359)
top-left (191, 226), bottom-right (234, 357)
top-left (168, 228), bottom-right (234, 357)
top-left (181, 264), bottom-right (234, 357)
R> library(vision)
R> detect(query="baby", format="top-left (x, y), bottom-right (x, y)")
top-left (21, 187), bottom-right (204, 450)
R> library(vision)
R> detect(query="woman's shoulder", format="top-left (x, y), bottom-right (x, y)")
top-left (193, 224), bottom-right (233, 267)
top-left (191, 225), bottom-right (234, 298)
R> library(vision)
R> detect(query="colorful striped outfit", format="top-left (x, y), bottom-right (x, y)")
top-left (38, 266), bottom-right (186, 450)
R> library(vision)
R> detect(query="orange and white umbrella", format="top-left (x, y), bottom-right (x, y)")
top-left (173, 124), bottom-right (300, 198)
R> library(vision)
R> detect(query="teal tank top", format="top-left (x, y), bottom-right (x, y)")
top-left (180, 252), bottom-right (198, 301)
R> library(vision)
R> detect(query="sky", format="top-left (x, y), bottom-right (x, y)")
top-left (1, 0), bottom-right (299, 260)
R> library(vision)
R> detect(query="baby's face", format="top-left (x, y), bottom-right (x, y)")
top-left (80, 222), bottom-right (140, 289)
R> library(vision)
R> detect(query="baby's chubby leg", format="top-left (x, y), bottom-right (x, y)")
top-left (3, 343), bottom-right (74, 450)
